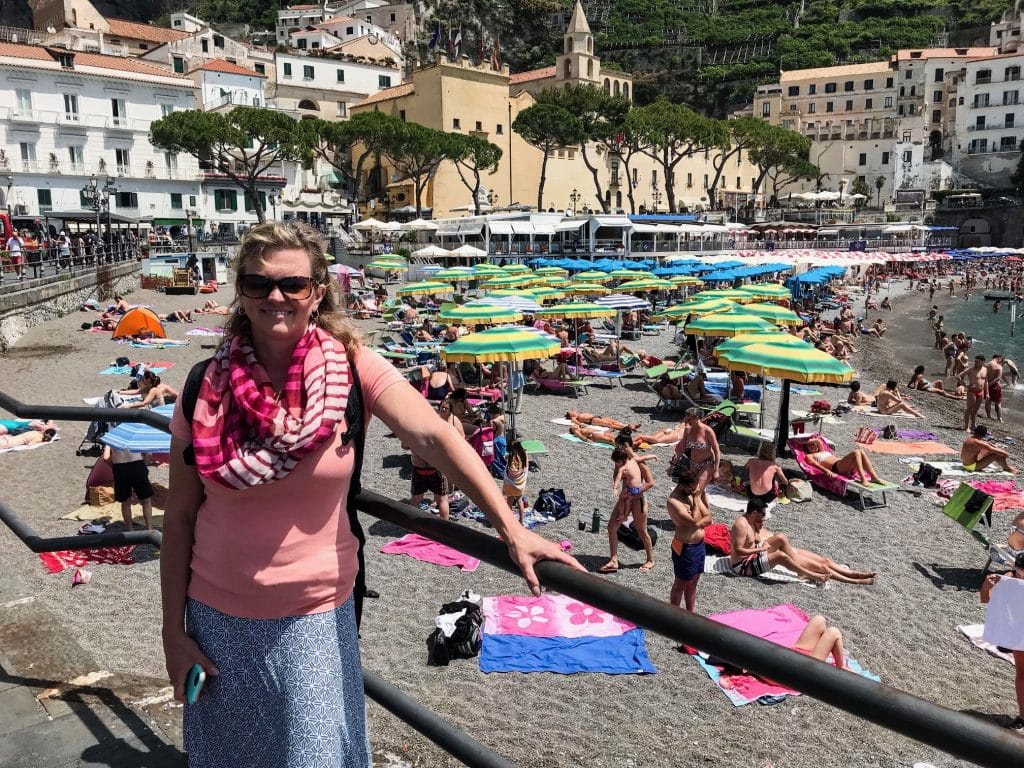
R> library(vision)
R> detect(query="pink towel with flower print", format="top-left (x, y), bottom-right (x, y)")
top-left (482, 594), bottom-right (636, 638)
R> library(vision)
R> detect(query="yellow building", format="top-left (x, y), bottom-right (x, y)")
top-left (350, 0), bottom-right (757, 217)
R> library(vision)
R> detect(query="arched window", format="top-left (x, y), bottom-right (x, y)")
top-left (615, 191), bottom-right (622, 209)
top-left (587, 37), bottom-right (593, 54)
top-left (563, 60), bottom-right (571, 79)
top-left (604, 78), bottom-right (611, 94)
top-left (613, 81), bottom-right (620, 97)
top-left (586, 59), bottom-right (593, 78)
top-left (622, 83), bottom-right (629, 100)
top-left (298, 98), bottom-right (319, 111)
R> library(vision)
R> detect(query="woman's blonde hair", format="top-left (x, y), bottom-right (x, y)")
top-left (224, 221), bottom-right (361, 356)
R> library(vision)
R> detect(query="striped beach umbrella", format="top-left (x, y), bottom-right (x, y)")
top-left (438, 304), bottom-right (524, 325)
top-left (527, 287), bottom-right (566, 302)
top-left (366, 261), bottom-right (405, 272)
top-left (737, 303), bottom-right (803, 325)
top-left (472, 264), bottom-right (505, 276)
top-left (468, 295), bottom-right (543, 313)
top-left (716, 342), bottom-right (855, 383)
top-left (442, 326), bottom-right (561, 364)
top-left (433, 268), bottom-right (477, 281)
top-left (596, 294), bottom-right (652, 310)
top-left (481, 275), bottom-right (536, 289)
top-left (714, 332), bottom-right (811, 356)
top-left (691, 289), bottom-right (757, 303)
top-left (534, 302), bottom-right (617, 320)
top-left (655, 299), bottom-right (738, 320)
top-left (737, 283), bottom-right (791, 300)
top-left (534, 266), bottom-right (568, 276)
top-left (669, 275), bottom-right (704, 286)
top-left (100, 404), bottom-right (174, 453)
top-left (502, 264), bottom-right (531, 274)
top-left (608, 269), bottom-right (651, 280)
top-left (683, 311), bottom-right (775, 338)
top-left (537, 276), bottom-right (571, 287)
top-left (573, 270), bottom-right (613, 283)
top-left (396, 280), bottom-right (454, 296)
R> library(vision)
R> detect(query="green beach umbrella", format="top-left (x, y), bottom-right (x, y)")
top-left (472, 264), bottom-right (505, 276)
top-left (564, 282), bottom-right (610, 297)
top-left (655, 299), bottom-right (738, 320)
top-left (527, 287), bottom-right (566, 302)
top-left (617, 278), bottom-right (675, 292)
top-left (538, 276), bottom-right (570, 287)
top-left (692, 289), bottom-right (757, 303)
top-left (366, 260), bottom-right (405, 272)
top-left (433, 268), bottom-right (477, 281)
top-left (670, 275), bottom-right (704, 286)
top-left (737, 303), bottom-right (803, 325)
top-left (396, 280), bottom-right (454, 297)
top-left (438, 304), bottom-right (523, 325)
top-left (737, 283), bottom-right (792, 301)
top-left (482, 275), bottom-right (536, 289)
top-left (502, 264), bottom-right (531, 274)
top-left (714, 332), bottom-right (811, 357)
top-left (716, 342), bottom-right (855, 383)
top-left (608, 269), bottom-right (651, 280)
top-left (535, 302), bottom-right (616, 320)
top-left (573, 270), bottom-right (613, 283)
top-left (683, 311), bottom-right (775, 338)
top-left (534, 266), bottom-right (568, 276)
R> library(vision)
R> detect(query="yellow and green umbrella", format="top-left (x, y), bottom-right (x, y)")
top-left (573, 270), bottom-right (613, 283)
top-left (472, 264), bottom-right (505, 276)
top-left (655, 299), bottom-right (738, 320)
top-left (527, 287), bottom-right (566, 302)
top-left (433, 268), bottom-right (477, 281)
top-left (396, 280), bottom-right (454, 297)
top-left (683, 310), bottom-right (775, 338)
top-left (608, 269), bottom-right (651, 280)
top-left (438, 304), bottom-right (523, 325)
top-left (535, 302), bottom-right (616, 320)
top-left (502, 264), bottom-right (532, 274)
top-left (564, 282), bottom-right (610, 297)
top-left (670, 275), bottom-right (704, 286)
top-left (716, 342), bottom-right (855, 384)
top-left (737, 283), bottom-right (791, 301)
top-left (617, 278), bottom-right (675, 292)
top-left (534, 266), bottom-right (568, 276)
top-left (538, 276), bottom-right (570, 287)
top-left (714, 332), bottom-right (810, 357)
top-left (692, 289), bottom-right (757, 303)
top-left (737, 303), bottom-right (803, 325)
top-left (366, 260), bottom-right (405, 272)
top-left (482, 275), bottom-right (536, 289)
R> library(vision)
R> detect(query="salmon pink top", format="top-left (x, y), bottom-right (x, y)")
top-left (170, 347), bottom-right (406, 619)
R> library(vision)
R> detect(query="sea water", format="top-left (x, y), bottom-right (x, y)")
top-left (942, 296), bottom-right (1024, 403)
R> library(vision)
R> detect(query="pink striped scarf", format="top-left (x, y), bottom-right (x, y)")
top-left (192, 326), bottom-right (351, 489)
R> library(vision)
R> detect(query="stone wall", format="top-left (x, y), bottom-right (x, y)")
top-left (0, 263), bottom-right (139, 353)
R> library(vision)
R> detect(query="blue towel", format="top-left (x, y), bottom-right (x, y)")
top-left (480, 628), bottom-right (656, 674)
top-left (766, 384), bottom-right (823, 396)
top-left (99, 365), bottom-right (167, 375)
top-left (705, 382), bottom-right (762, 403)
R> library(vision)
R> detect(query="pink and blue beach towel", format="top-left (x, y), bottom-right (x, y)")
top-left (480, 594), bottom-right (655, 674)
top-left (692, 603), bottom-right (879, 706)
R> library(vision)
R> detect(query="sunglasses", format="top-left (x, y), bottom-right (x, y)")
top-left (238, 274), bottom-right (315, 300)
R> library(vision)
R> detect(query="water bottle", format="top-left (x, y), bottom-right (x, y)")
top-left (591, 507), bottom-right (602, 533)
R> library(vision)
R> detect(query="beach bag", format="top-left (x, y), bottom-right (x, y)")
top-left (426, 593), bottom-right (483, 666)
top-left (114, 356), bottom-right (130, 368)
top-left (617, 521), bottom-right (659, 550)
top-left (534, 488), bottom-right (571, 520)
top-left (786, 478), bottom-right (814, 502)
top-left (466, 425), bottom-right (495, 466)
top-left (912, 463), bottom-right (942, 488)
top-left (882, 423), bottom-right (898, 440)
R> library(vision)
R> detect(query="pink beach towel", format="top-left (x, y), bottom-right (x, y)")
top-left (39, 546), bottom-right (136, 573)
top-left (968, 480), bottom-right (1024, 512)
top-left (482, 593), bottom-right (636, 638)
top-left (379, 533), bottom-right (480, 571)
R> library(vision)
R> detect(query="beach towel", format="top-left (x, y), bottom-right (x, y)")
top-left (897, 458), bottom-right (1012, 477)
top-left (38, 546), bottom-right (136, 573)
top-left (480, 594), bottom-right (655, 674)
top-left (0, 434), bottom-right (60, 454)
top-left (851, 405), bottom-right (919, 419)
top-left (957, 624), bottom-right (1016, 665)
top-left (966, 480), bottom-right (1024, 512)
top-left (767, 385), bottom-right (823, 396)
top-left (870, 428), bottom-right (938, 441)
top-left (705, 485), bottom-right (752, 513)
top-left (703, 555), bottom-right (819, 586)
top-left (857, 440), bottom-right (956, 456)
top-left (550, 417), bottom-right (607, 430)
top-left (98, 361), bottom-right (173, 375)
top-left (559, 433), bottom-right (614, 449)
top-left (379, 533), bottom-right (480, 572)
top-left (123, 339), bottom-right (189, 348)
top-left (692, 604), bottom-right (879, 706)
top-left (185, 327), bottom-right (224, 337)
top-left (790, 410), bottom-right (844, 425)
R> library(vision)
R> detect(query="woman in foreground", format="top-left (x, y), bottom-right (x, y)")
top-left (161, 222), bottom-right (582, 767)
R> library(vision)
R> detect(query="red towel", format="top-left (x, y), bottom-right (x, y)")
top-left (703, 523), bottom-right (731, 554)
top-left (38, 547), bottom-right (136, 573)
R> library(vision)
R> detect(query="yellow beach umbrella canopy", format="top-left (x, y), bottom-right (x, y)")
top-left (482, 275), bottom-right (537, 289)
top-left (438, 303), bottom-right (524, 325)
top-left (573, 270), bottom-right (613, 283)
top-left (617, 278), bottom-right (675, 292)
top-left (670, 275), bottom-right (704, 286)
top-left (683, 310), bottom-right (775, 337)
top-left (737, 283), bottom-right (792, 300)
top-left (692, 289), bottom-right (757, 303)
top-left (737, 303), bottom-right (803, 325)
top-left (716, 343), bottom-right (856, 384)
top-left (565, 282), bottom-right (611, 297)
top-left (534, 266), bottom-right (568, 276)
top-left (534, 302), bottom-right (617, 320)
top-left (502, 264), bottom-right (532, 274)
top-left (655, 299), bottom-right (738, 320)
top-left (441, 326), bottom-right (561, 364)
top-left (396, 280), bottom-right (454, 296)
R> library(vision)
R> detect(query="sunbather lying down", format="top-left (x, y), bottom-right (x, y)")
top-left (0, 419), bottom-right (54, 436)
top-left (570, 421), bottom-right (646, 449)
top-left (565, 411), bottom-right (640, 431)
top-left (0, 427), bottom-right (57, 449)
top-left (802, 436), bottom-right (886, 485)
top-left (195, 300), bottom-right (231, 316)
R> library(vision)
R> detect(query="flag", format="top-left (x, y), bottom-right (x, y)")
top-left (428, 21), bottom-right (439, 50)
top-left (492, 36), bottom-right (500, 70)
top-left (453, 28), bottom-right (462, 57)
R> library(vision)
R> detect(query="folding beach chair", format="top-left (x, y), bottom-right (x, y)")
top-left (942, 483), bottom-right (994, 546)
top-left (788, 434), bottom-right (898, 510)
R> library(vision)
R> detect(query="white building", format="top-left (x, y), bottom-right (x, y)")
top-left (316, 16), bottom-right (402, 55)
top-left (272, 49), bottom-right (401, 121)
top-left (0, 41), bottom-right (203, 232)
top-left (276, 0), bottom-right (417, 48)
top-left (289, 28), bottom-right (345, 52)
top-left (953, 52), bottom-right (1024, 186)
top-left (189, 59), bottom-right (266, 110)
top-left (140, 20), bottom-right (276, 84)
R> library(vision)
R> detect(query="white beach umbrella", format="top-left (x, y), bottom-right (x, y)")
top-left (450, 244), bottom-right (488, 258)
top-left (413, 245), bottom-right (452, 258)
top-left (352, 217), bottom-right (385, 230)
top-left (402, 218), bottom-right (440, 231)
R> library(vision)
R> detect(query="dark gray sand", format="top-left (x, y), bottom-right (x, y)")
top-left (0, 274), bottom-right (1021, 767)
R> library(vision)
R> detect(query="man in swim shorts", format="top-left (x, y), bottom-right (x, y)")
top-left (409, 451), bottom-right (451, 521)
top-left (961, 355), bottom-right (989, 431)
top-left (985, 354), bottom-right (1005, 423)
top-left (961, 425), bottom-right (1019, 474)
top-left (667, 468), bottom-right (711, 612)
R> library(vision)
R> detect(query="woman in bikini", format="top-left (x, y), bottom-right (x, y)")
top-left (802, 436), bottom-right (884, 485)
top-left (122, 371), bottom-right (179, 409)
top-left (0, 427), bottom-right (56, 450)
top-left (653, 408), bottom-right (720, 499)
top-left (744, 442), bottom-right (789, 503)
top-left (565, 411), bottom-right (640, 431)
top-left (570, 420), bottom-right (645, 449)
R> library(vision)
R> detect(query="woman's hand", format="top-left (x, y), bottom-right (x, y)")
top-left (503, 527), bottom-right (587, 596)
top-left (163, 629), bottom-right (219, 704)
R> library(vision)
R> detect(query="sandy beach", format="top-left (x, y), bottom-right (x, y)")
top-left (0, 272), bottom-right (1022, 768)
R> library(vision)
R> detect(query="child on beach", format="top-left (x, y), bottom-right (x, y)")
top-left (979, 553), bottom-right (1024, 733)
top-left (600, 443), bottom-right (657, 574)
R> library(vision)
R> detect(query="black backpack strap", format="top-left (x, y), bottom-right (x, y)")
top-left (181, 357), bottom-right (214, 465)
top-left (340, 360), bottom-right (368, 628)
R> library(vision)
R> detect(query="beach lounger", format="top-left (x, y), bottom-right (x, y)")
top-left (942, 483), bottom-right (1005, 576)
top-left (528, 374), bottom-right (588, 398)
top-left (788, 434), bottom-right (898, 510)
top-left (569, 365), bottom-right (627, 388)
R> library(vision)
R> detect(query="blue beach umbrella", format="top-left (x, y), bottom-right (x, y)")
top-left (100, 404), bottom-right (174, 453)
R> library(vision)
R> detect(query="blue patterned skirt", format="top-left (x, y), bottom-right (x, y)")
top-left (184, 596), bottom-right (371, 768)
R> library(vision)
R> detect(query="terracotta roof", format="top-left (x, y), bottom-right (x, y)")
top-left (967, 51), bottom-right (1024, 62)
top-left (106, 18), bottom-right (190, 44)
top-left (895, 47), bottom-right (996, 61)
top-left (780, 61), bottom-right (892, 82)
top-left (509, 65), bottom-right (555, 85)
top-left (190, 58), bottom-right (265, 77)
top-left (0, 42), bottom-right (193, 82)
top-left (356, 81), bottom-right (414, 106)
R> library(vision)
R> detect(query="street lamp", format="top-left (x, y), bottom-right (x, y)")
top-left (651, 187), bottom-right (663, 212)
top-left (569, 187), bottom-right (580, 214)
top-left (268, 191), bottom-right (281, 222)
top-left (81, 175), bottom-right (104, 263)
top-left (102, 176), bottom-right (117, 259)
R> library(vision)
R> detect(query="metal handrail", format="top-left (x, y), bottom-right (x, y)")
top-left (0, 395), bottom-right (1022, 766)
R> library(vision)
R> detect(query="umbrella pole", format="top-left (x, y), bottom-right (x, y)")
top-left (775, 379), bottom-right (792, 458)
top-left (506, 363), bottom-right (517, 442)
